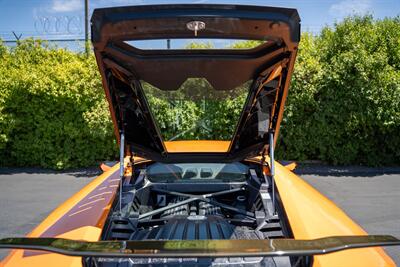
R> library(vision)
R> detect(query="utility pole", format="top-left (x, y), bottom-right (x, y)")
top-left (84, 0), bottom-right (89, 56)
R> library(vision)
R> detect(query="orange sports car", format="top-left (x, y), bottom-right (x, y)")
top-left (1, 4), bottom-right (399, 267)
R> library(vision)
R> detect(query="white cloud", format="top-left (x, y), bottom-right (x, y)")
top-left (45, 0), bottom-right (144, 14)
top-left (193, 0), bottom-right (209, 3)
top-left (329, 0), bottom-right (372, 17)
top-left (51, 0), bottom-right (83, 13)
top-left (91, 0), bottom-right (144, 8)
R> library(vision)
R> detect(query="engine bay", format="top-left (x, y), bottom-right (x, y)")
top-left (84, 162), bottom-right (310, 267)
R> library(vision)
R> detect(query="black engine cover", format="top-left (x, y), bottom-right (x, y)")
top-left (86, 216), bottom-right (292, 267)
top-left (132, 216), bottom-right (261, 241)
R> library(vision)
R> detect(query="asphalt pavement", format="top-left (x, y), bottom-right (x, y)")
top-left (296, 164), bottom-right (400, 264)
top-left (0, 165), bottom-right (399, 264)
top-left (0, 168), bottom-right (99, 261)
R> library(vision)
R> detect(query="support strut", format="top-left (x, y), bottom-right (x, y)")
top-left (269, 131), bottom-right (276, 215)
top-left (119, 131), bottom-right (125, 214)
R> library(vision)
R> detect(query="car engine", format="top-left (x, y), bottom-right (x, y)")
top-left (84, 162), bottom-right (310, 267)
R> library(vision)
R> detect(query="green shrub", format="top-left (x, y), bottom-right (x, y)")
top-left (0, 15), bottom-right (399, 169)
top-left (0, 39), bottom-right (116, 169)
top-left (278, 16), bottom-right (400, 165)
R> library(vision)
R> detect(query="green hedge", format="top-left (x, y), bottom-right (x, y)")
top-left (0, 15), bottom-right (399, 169)
top-left (278, 16), bottom-right (400, 165)
top-left (0, 40), bottom-right (116, 169)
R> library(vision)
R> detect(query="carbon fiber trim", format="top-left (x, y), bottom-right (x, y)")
top-left (1, 235), bottom-right (399, 258)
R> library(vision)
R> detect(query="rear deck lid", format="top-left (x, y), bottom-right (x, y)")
top-left (91, 4), bottom-right (300, 162)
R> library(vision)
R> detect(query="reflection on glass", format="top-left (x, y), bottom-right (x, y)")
top-left (142, 78), bottom-right (250, 141)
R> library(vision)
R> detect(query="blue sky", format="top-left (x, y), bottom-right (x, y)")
top-left (0, 0), bottom-right (399, 42)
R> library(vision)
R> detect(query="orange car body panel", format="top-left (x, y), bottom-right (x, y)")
top-left (164, 140), bottom-right (230, 153)
top-left (1, 144), bottom-right (395, 267)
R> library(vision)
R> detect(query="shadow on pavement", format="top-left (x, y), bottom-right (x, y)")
top-left (2, 163), bottom-right (400, 178)
top-left (0, 167), bottom-right (102, 178)
top-left (293, 163), bottom-right (400, 177)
